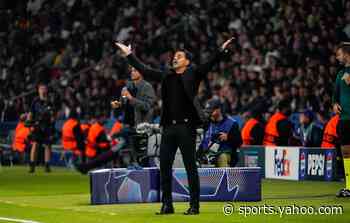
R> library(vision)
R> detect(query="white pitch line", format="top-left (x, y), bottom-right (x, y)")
top-left (0, 217), bottom-right (42, 223)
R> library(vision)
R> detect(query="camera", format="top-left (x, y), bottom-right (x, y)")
top-left (211, 133), bottom-right (221, 143)
top-left (121, 95), bottom-right (128, 105)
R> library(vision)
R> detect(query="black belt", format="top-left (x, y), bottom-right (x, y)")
top-left (170, 118), bottom-right (189, 125)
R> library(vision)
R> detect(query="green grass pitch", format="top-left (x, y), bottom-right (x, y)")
top-left (0, 166), bottom-right (349, 223)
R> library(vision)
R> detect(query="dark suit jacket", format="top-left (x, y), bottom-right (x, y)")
top-left (126, 49), bottom-right (228, 126)
top-left (124, 79), bottom-right (156, 125)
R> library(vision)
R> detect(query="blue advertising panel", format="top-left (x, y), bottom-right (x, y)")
top-left (171, 167), bottom-right (261, 202)
top-left (299, 148), bottom-right (335, 181)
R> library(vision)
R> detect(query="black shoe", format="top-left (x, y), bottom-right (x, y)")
top-left (29, 162), bottom-right (35, 173)
top-left (29, 167), bottom-right (35, 173)
top-left (45, 163), bottom-right (51, 173)
top-left (336, 188), bottom-right (350, 197)
top-left (76, 164), bottom-right (88, 174)
top-left (184, 207), bottom-right (199, 215)
top-left (156, 204), bottom-right (174, 215)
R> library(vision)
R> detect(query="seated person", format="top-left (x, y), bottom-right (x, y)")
top-left (12, 113), bottom-right (31, 163)
top-left (198, 99), bottom-right (242, 167)
top-left (294, 109), bottom-right (323, 147)
top-left (61, 109), bottom-right (86, 165)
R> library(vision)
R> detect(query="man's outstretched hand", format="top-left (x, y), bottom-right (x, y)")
top-left (115, 42), bottom-right (132, 57)
top-left (333, 103), bottom-right (342, 114)
top-left (221, 37), bottom-right (235, 51)
top-left (111, 100), bottom-right (122, 109)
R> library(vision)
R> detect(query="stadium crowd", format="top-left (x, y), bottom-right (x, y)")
top-left (1, 0), bottom-right (350, 140)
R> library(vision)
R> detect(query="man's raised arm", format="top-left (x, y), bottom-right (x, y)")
top-left (115, 42), bottom-right (163, 82)
top-left (195, 37), bottom-right (235, 80)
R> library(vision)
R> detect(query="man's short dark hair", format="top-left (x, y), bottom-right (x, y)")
top-left (175, 48), bottom-right (193, 61)
top-left (69, 109), bottom-right (78, 119)
top-left (128, 65), bottom-right (141, 73)
top-left (37, 82), bottom-right (48, 89)
top-left (277, 99), bottom-right (291, 111)
top-left (205, 98), bottom-right (223, 114)
top-left (250, 100), bottom-right (267, 117)
top-left (337, 42), bottom-right (350, 55)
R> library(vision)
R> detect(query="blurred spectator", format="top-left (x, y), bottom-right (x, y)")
top-left (110, 65), bottom-right (156, 168)
top-left (12, 113), bottom-right (31, 163)
top-left (111, 66), bottom-right (156, 126)
top-left (0, 0), bottom-right (348, 137)
top-left (294, 109), bottom-right (323, 147)
top-left (198, 98), bottom-right (242, 167)
top-left (241, 102), bottom-right (265, 145)
top-left (263, 99), bottom-right (293, 146)
top-left (321, 114), bottom-right (340, 148)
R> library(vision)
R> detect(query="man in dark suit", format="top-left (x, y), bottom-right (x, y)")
top-left (115, 37), bottom-right (234, 215)
top-left (111, 66), bottom-right (156, 126)
top-left (111, 66), bottom-right (156, 168)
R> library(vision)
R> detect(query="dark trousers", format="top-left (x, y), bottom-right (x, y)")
top-left (160, 124), bottom-right (199, 207)
top-left (337, 120), bottom-right (350, 145)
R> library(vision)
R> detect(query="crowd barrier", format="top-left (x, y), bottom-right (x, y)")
top-left (1, 143), bottom-right (337, 182)
top-left (89, 167), bottom-right (261, 204)
top-left (237, 146), bottom-right (336, 181)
